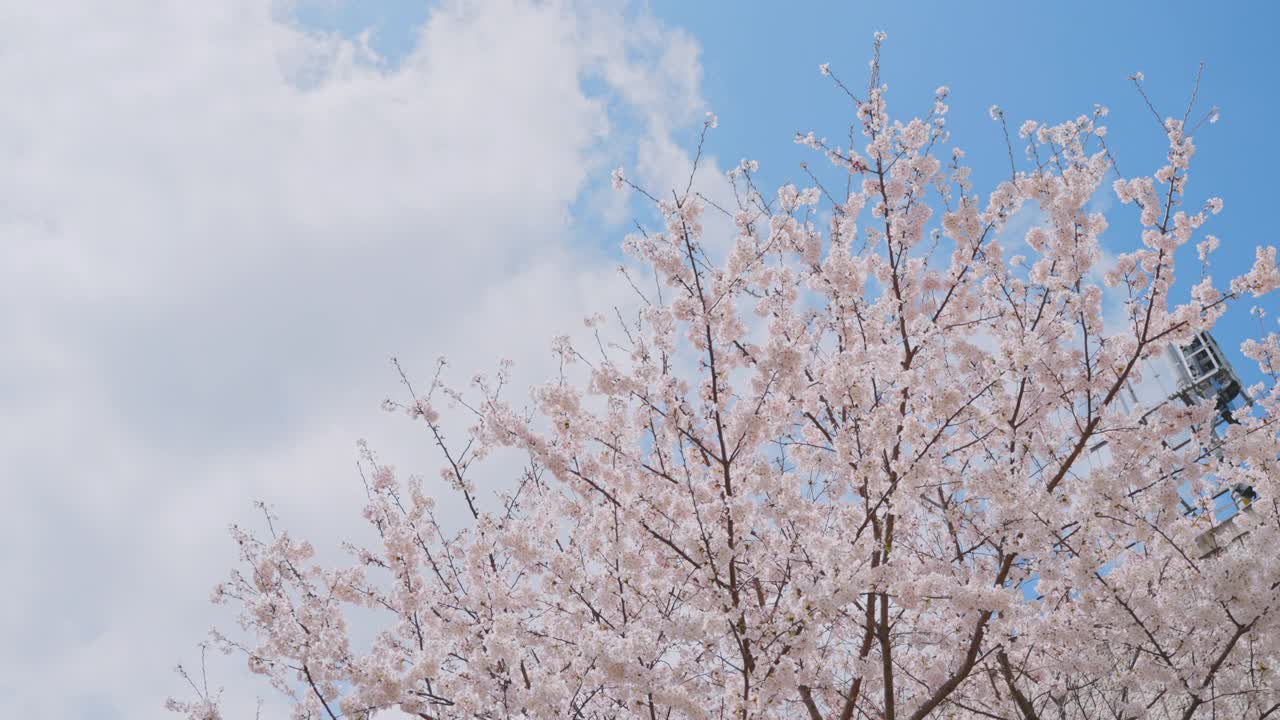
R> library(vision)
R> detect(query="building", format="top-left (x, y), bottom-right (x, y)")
top-left (1093, 331), bottom-right (1254, 558)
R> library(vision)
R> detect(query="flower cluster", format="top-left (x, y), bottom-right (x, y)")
top-left (176, 36), bottom-right (1280, 720)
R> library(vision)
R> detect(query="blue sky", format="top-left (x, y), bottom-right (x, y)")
top-left (654, 1), bottom-right (1280, 385)
top-left (309, 0), bottom-right (1279, 382)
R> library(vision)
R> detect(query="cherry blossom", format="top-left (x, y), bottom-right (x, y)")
top-left (174, 37), bottom-right (1280, 720)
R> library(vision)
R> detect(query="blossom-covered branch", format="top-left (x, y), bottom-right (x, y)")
top-left (174, 34), bottom-right (1280, 720)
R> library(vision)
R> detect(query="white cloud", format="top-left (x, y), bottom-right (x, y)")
top-left (0, 1), bottom-right (708, 717)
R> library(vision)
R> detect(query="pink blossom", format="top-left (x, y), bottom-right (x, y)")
top-left (177, 38), bottom-right (1280, 720)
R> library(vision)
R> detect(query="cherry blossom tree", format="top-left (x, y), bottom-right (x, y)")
top-left (174, 35), bottom-right (1280, 720)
